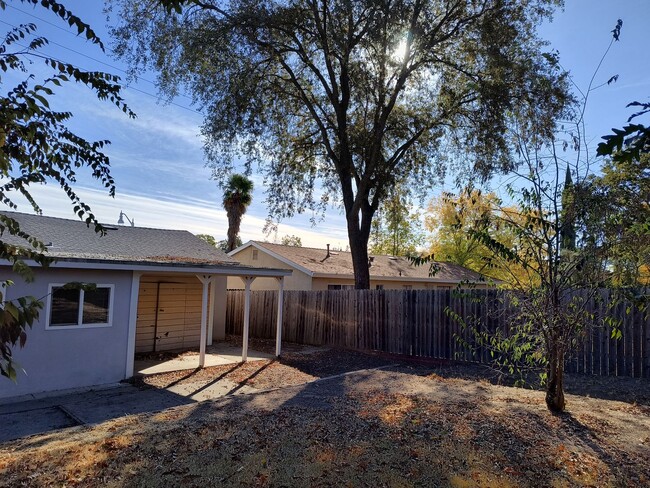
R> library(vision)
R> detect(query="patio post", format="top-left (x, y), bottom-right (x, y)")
top-left (241, 276), bottom-right (255, 362)
top-left (207, 276), bottom-right (217, 346)
top-left (197, 275), bottom-right (212, 368)
top-left (275, 276), bottom-right (285, 357)
top-left (125, 271), bottom-right (142, 379)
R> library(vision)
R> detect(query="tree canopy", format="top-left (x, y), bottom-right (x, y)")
top-left (109, 0), bottom-right (569, 288)
top-left (0, 0), bottom-right (133, 380)
top-left (425, 189), bottom-right (529, 284)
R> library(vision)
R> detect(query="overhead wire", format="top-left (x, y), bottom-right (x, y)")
top-left (1, 13), bottom-right (202, 115)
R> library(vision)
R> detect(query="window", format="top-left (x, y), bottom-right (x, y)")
top-left (47, 284), bottom-right (113, 329)
top-left (252, 249), bottom-right (259, 261)
top-left (328, 284), bottom-right (354, 290)
top-left (375, 285), bottom-right (384, 290)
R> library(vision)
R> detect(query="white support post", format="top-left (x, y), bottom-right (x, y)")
top-left (275, 276), bottom-right (285, 357)
top-left (207, 276), bottom-right (217, 346)
top-left (241, 276), bottom-right (255, 362)
top-left (197, 275), bottom-right (212, 368)
top-left (125, 272), bottom-right (142, 379)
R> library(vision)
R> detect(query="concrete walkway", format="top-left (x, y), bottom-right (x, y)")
top-left (0, 384), bottom-right (193, 443)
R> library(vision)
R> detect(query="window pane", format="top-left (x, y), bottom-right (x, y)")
top-left (50, 287), bottom-right (80, 326)
top-left (83, 288), bottom-right (110, 324)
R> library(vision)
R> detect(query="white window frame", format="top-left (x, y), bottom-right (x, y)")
top-left (45, 283), bottom-right (115, 330)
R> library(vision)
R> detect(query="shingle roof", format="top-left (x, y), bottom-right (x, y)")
top-left (248, 241), bottom-right (486, 282)
top-left (1, 211), bottom-right (236, 265)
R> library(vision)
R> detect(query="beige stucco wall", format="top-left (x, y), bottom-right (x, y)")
top-left (227, 246), bottom-right (308, 290)
top-left (311, 277), bottom-right (457, 290)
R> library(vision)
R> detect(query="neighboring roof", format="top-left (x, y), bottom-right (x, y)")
top-left (230, 241), bottom-right (487, 283)
top-left (1, 211), bottom-right (235, 266)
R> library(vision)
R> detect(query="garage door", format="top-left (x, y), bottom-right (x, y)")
top-left (135, 282), bottom-right (204, 353)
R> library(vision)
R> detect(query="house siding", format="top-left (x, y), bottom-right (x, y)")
top-left (311, 277), bottom-right (457, 290)
top-left (228, 246), bottom-right (311, 290)
top-left (135, 274), bottom-right (227, 353)
top-left (0, 267), bottom-right (134, 399)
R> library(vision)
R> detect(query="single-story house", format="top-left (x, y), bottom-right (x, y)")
top-left (227, 241), bottom-right (488, 291)
top-left (0, 212), bottom-right (291, 400)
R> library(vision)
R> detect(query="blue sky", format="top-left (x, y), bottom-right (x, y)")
top-left (3, 1), bottom-right (649, 248)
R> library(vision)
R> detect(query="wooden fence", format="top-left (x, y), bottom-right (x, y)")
top-left (225, 289), bottom-right (650, 378)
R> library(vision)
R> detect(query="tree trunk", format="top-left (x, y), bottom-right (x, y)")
top-left (347, 213), bottom-right (372, 289)
top-left (545, 342), bottom-right (566, 413)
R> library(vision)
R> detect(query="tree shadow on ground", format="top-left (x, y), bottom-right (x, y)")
top-left (3, 365), bottom-right (649, 487)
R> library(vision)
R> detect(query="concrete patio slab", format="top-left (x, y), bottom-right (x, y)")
top-left (135, 344), bottom-right (274, 376)
top-left (0, 384), bottom-right (193, 443)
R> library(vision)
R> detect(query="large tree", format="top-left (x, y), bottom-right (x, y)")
top-left (1, 0), bottom-right (133, 379)
top-left (110, 0), bottom-right (569, 288)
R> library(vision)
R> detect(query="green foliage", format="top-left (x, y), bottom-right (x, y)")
top-left (218, 236), bottom-right (242, 253)
top-left (588, 153), bottom-right (650, 286)
top-left (196, 234), bottom-right (217, 247)
top-left (280, 235), bottom-right (302, 247)
top-left (597, 101), bottom-right (650, 164)
top-left (370, 185), bottom-right (424, 257)
top-left (0, 0), bottom-right (133, 380)
top-left (109, 0), bottom-right (570, 288)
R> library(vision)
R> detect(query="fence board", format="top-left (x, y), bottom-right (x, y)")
top-left (226, 288), bottom-right (649, 378)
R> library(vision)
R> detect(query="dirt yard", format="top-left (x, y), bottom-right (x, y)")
top-left (2, 345), bottom-right (649, 487)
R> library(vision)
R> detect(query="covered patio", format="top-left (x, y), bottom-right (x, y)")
top-left (127, 264), bottom-right (292, 378)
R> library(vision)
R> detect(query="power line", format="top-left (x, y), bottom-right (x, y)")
top-left (2, 18), bottom-right (204, 115)
top-left (2, 8), bottom-right (198, 104)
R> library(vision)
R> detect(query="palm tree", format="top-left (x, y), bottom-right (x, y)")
top-left (222, 174), bottom-right (254, 252)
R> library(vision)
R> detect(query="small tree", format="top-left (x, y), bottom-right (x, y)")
top-left (218, 236), bottom-right (242, 253)
top-left (280, 235), bottom-right (302, 247)
top-left (222, 174), bottom-right (253, 252)
top-left (462, 20), bottom-right (628, 412)
top-left (196, 234), bottom-right (217, 247)
top-left (0, 0), bottom-right (134, 380)
top-left (370, 184), bottom-right (424, 257)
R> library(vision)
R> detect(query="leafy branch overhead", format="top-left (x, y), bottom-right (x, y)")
top-left (597, 19), bottom-right (649, 163)
top-left (0, 0), bottom-right (134, 380)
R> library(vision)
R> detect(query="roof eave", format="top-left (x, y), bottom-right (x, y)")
top-left (6, 258), bottom-right (293, 277)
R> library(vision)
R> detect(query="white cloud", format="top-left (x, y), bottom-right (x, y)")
top-left (8, 185), bottom-right (349, 249)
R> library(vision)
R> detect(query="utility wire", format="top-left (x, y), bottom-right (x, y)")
top-left (2, 10), bottom-right (199, 108)
top-left (2, 19), bottom-right (204, 115)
